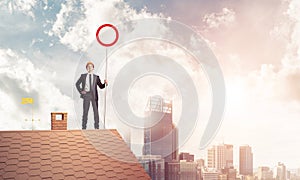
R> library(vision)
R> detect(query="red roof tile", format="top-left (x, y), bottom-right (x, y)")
top-left (0, 129), bottom-right (150, 179)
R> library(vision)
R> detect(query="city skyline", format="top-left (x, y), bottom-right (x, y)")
top-left (137, 96), bottom-right (295, 178)
top-left (179, 143), bottom-right (297, 172)
top-left (1, 0), bottom-right (300, 170)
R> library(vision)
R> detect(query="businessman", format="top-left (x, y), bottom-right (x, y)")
top-left (75, 61), bottom-right (108, 129)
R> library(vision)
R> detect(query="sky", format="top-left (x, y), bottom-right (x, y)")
top-left (0, 0), bottom-right (300, 170)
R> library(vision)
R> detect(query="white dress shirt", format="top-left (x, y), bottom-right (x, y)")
top-left (84, 73), bottom-right (93, 92)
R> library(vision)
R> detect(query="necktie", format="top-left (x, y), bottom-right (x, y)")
top-left (89, 74), bottom-right (92, 92)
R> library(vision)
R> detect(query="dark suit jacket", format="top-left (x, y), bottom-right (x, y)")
top-left (75, 73), bottom-right (106, 101)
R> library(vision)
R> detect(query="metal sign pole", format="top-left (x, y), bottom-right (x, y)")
top-left (104, 48), bottom-right (108, 129)
top-left (96, 23), bottom-right (119, 130)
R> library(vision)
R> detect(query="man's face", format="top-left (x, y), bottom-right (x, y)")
top-left (87, 64), bottom-right (94, 73)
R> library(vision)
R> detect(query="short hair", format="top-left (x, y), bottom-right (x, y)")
top-left (86, 61), bottom-right (94, 69)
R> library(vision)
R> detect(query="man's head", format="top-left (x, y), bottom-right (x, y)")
top-left (86, 61), bottom-right (94, 73)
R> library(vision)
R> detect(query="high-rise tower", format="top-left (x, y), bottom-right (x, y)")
top-left (143, 96), bottom-right (178, 163)
top-left (239, 145), bottom-right (253, 176)
top-left (207, 144), bottom-right (233, 170)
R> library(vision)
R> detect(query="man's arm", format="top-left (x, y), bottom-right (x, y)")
top-left (97, 76), bottom-right (106, 89)
top-left (75, 75), bottom-right (83, 93)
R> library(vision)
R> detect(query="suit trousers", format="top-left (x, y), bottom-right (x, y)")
top-left (82, 92), bottom-right (99, 129)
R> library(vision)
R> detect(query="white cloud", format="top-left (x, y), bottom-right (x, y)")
top-left (49, 0), bottom-right (165, 52)
top-left (287, 0), bottom-right (300, 21)
top-left (269, 21), bottom-right (292, 42)
top-left (50, 2), bottom-right (74, 37)
top-left (0, 0), bottom-right (37, 18)
top-left (202, 8), bottom-right (236, 29)
top-left (50, 0), bottom-right (85, 38)
top-left (211, 0), bottom-right (300, 167)
top-left (0, 48), bottom-right (76, 130)
top-left (255, 0), bottom-right (300, 102)
top-left (281, 0), bottom-right (300, 69)
top-left (221, 0), bottom-right (300, 103)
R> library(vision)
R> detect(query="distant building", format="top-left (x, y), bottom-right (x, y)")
top-left (257, 166), bottom-right (273, 180)
top-left (179, 152), bottom-right (195, 162)
top-left (166, 160), bottom-right (180, 180)
top-left (239, 145), bottom-right (253, 176)
top-left (221, 167), bottom-right (237, 180)
top-left (207, 144), bottom-right (233, 170)
top-left (143, 96), bottom-right (179, 180)
top-left (208, 146), bottom-right (215, 168)
top-left (179, 160), bottom-right (197, 180)
top-left (219, 174), bottom-right (228, 180)
top-left (243, 175), bottom-right (255, 180)
top-left (138, 155), bottom-right (165, 180)
top-left (287, 171), bottom-right (290, 180)
top-left (290, 171), bottom-right (300, 180)
top-left (143, 96), bottom-right (178, 163)
top-left (225, 145), bottom-right (234, 168)
top-left (275, 162), bottom-right (286, 180)
top-left (196, 159), bottom-right (205, 168)
top-left (196, 159), bottom-right (205, 180)
top-left (203, 170), bottom-right (219, 180)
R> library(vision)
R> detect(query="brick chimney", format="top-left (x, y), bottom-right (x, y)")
top-left (51, 112), bottom-right (67, 130)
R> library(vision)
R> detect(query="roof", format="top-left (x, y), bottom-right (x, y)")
top-left (0, 129), bottom-right (150, 180)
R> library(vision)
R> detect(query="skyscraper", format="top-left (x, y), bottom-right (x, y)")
top-left (196, 159), bottom-right (205, 168)
top-left (208, 147), bottom-right (215, 168)
top-left (143, 96), bottom-right (179, 179)
top-left (257, 166), bottom-right (273, 180)
top-left (275, 162), bottom-right (287, 180)
top-left (203, 171), bottom-right (219, 180)
top-left (138, 155), bottom-right (165, 180)
top-left (239, 145), bottom-right (253, 176)
top-left (179, 160), bottom-right (197, 180)
top-left (179, 152), bottom-right (195, 162)
top-left (207, 144), bottom-right (233, 170)
top-left (225, 144), bottom-right (234, 168)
